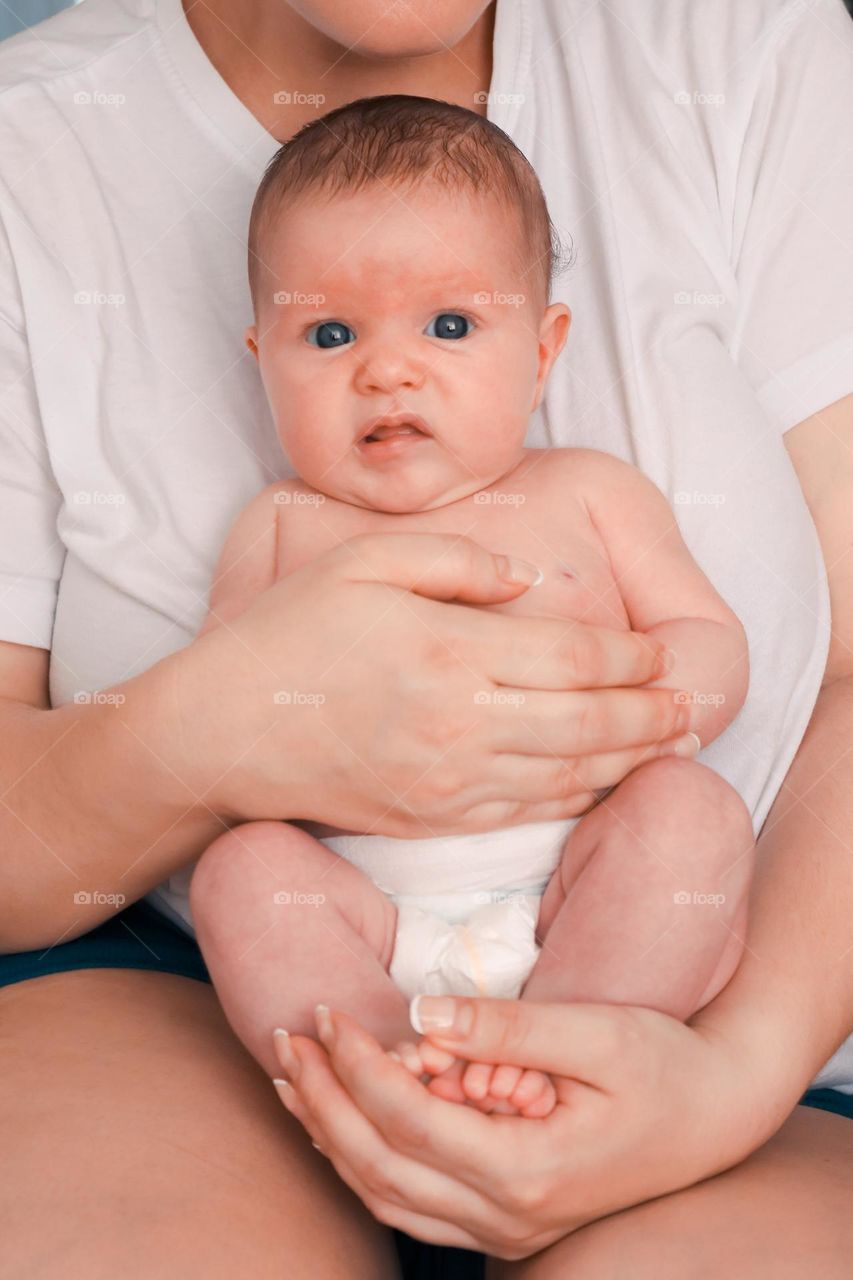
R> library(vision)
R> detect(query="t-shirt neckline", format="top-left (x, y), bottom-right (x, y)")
top-left (155, 0), bottom-right (276, 155)
top-left (153, 0), bottom-right (530, 156)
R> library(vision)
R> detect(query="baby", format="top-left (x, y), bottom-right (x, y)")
top-left (176, 95), bottom-right (754, 1119)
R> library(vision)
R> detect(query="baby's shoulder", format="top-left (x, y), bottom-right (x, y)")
top-left (525, 446), bottom-right (649, 497)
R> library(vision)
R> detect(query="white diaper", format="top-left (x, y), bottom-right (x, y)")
top-left (320, 819), bottom-right (576, 1000)
top-left (148, 817), bottom-right (578, 1001)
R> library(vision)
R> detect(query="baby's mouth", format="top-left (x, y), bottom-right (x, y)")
top-left (363, 423), bottom-right (425, 442)
top-left (357, 412), bottom-right (433, 446)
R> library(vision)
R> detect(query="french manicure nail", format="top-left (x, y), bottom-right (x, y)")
top-left (410, 994), bottom-right (473, 1037)
top-left (659, 731), bottom-right (701, 759)
top-left (273, 1027), bottom-right (298, 1078)
top-left (315, 1003), bottom-right (334, 1046)
top-left (497, 555), bottom-right (543, 587)
top-left (273, 1078), bottom-right (295, 1107)
top-left (657, 646), bottom-right (677, 675)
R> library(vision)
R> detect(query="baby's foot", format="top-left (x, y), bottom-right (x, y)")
top-left (390, 1039), bottom-right (557, 1118)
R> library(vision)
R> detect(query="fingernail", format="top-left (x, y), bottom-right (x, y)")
top-left (273, 1027), bottom-right (299, 1079)
top-left (273, 1078), bottom-right (295, 1107)
top-left (315, 1004), bottom-right (334, 1046)
top-left (410, 994), bottom-right (473, 1037)
top-left (659, 731), bottom-right (701, 759)
top-left (656, 646), bottom-right (676, 676)
top-left (497, 555), bottom-right (543, 586)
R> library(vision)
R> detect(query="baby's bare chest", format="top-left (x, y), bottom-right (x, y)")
top-left (274, 478), bottom-right (631, 633)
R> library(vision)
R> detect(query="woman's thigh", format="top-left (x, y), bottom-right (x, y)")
top-left (0, 967), bottom-right (399, 1280)
top-left (490, 1104), bottom-right (853, 1279)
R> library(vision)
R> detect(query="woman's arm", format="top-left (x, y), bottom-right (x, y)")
top-left (0, 480), bottom-right (287, 951)
top-left (0, 639), bottom-right (228, 953)
top-left (697, 390), bottom-right (853, 1093)
top-left (697, 670), bottom-right (853, 1102)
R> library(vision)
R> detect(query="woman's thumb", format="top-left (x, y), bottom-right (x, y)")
top-left (410, 993), bottom-right (624, 1083)
top-left (335, 531), bottom-right (543, 605)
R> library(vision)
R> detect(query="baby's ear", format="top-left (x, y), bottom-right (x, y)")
top-left (531, 304), bottom-right (571, 410)
top-left (244, 325), bottom-right (259, 361)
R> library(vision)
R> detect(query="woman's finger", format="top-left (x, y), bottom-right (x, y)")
top-left (410, 995), bottom-right (648, 1086)
top-left (277, 1032), bottom-right (504, 1229)
top-left (487, 686), bottom-right (688, 756)
top-left (334, 530), bottom-right (544, 604)
top-left (481, 733), bottom-right (694, 804)
top-left (472, 612), bottom-right (670, 690)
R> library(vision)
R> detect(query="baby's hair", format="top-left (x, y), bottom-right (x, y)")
top-left (247, 94), bottom-right (573, 314)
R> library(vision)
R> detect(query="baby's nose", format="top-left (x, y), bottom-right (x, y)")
top-left (355, 350), bottom-right (427, 395)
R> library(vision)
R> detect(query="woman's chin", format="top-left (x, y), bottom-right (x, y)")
top-left (287, 0), bottom-right (489, 62)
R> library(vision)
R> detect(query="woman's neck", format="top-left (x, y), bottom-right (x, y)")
top-left (182, 0), bottom-right (496, 142)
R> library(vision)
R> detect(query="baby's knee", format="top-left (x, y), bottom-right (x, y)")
top-left (190, 820), bottom-right (329, 923)
top-left (622, 757), bottom-right (751, 835)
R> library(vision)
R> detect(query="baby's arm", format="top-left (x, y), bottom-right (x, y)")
top-left (196, 484), bottom-right (281, 638)
top-left (578, 451), bottom-right (749, 747)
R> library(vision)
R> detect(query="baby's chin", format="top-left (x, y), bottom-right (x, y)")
top-left (322, 476), bottom-right (487, 514)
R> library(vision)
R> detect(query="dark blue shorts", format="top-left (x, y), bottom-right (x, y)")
top-left (2, 899), bottom-right (850, 1280)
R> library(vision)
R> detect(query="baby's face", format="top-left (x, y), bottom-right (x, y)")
top-left (246, 184), bottom-right (570, 513)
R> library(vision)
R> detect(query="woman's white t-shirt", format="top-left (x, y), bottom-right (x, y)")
top-left (1, 0), bottom-right (852, 1086)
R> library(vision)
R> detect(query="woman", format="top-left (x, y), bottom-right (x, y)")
top-left (1, 0), bottom-right (852, 1274)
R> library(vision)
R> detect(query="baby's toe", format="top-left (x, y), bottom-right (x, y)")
top-left (489, 1064), bottom-right (524, 1100)
top-left (512, 1070), bottom-right (557, 1117)
top-left (521, 1085), bottom-right (557, 1119)
top-left (462, 1061), bottom-right (495, 1103)
top-left (426, 1058), bottom-right (467, 1105)
top-left (417, 1040), bottom-right (458, 1077)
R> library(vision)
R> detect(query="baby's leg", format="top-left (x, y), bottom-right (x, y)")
top-left (190, 821), bottom-right (409, 1078)
top-left (523, 756), bottom-right (755, 1016)
top-left (422, 757), bottom-right (754, 1116)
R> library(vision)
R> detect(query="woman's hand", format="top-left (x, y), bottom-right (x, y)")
top-left (168, 532), bottom-right (690, 834)
top-left (270, 997), bottom-right (795, 1260)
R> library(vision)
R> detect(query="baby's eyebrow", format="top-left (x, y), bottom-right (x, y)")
top-left (319, 269), bottom-right (487, 299)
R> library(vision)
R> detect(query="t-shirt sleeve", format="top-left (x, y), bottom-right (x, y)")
top-left (0, 213), bottom-right (64, 650)
top-left (729, 0), bottom-right (853, 434)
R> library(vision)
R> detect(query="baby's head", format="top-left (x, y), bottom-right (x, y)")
top-left (246, 95), bottom-right (572, 513)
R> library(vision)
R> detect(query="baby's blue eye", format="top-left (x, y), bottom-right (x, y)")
top-left (425, 313), bottom-right (472, 340)
top-left (306, 321), bottom-right (355, 349)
